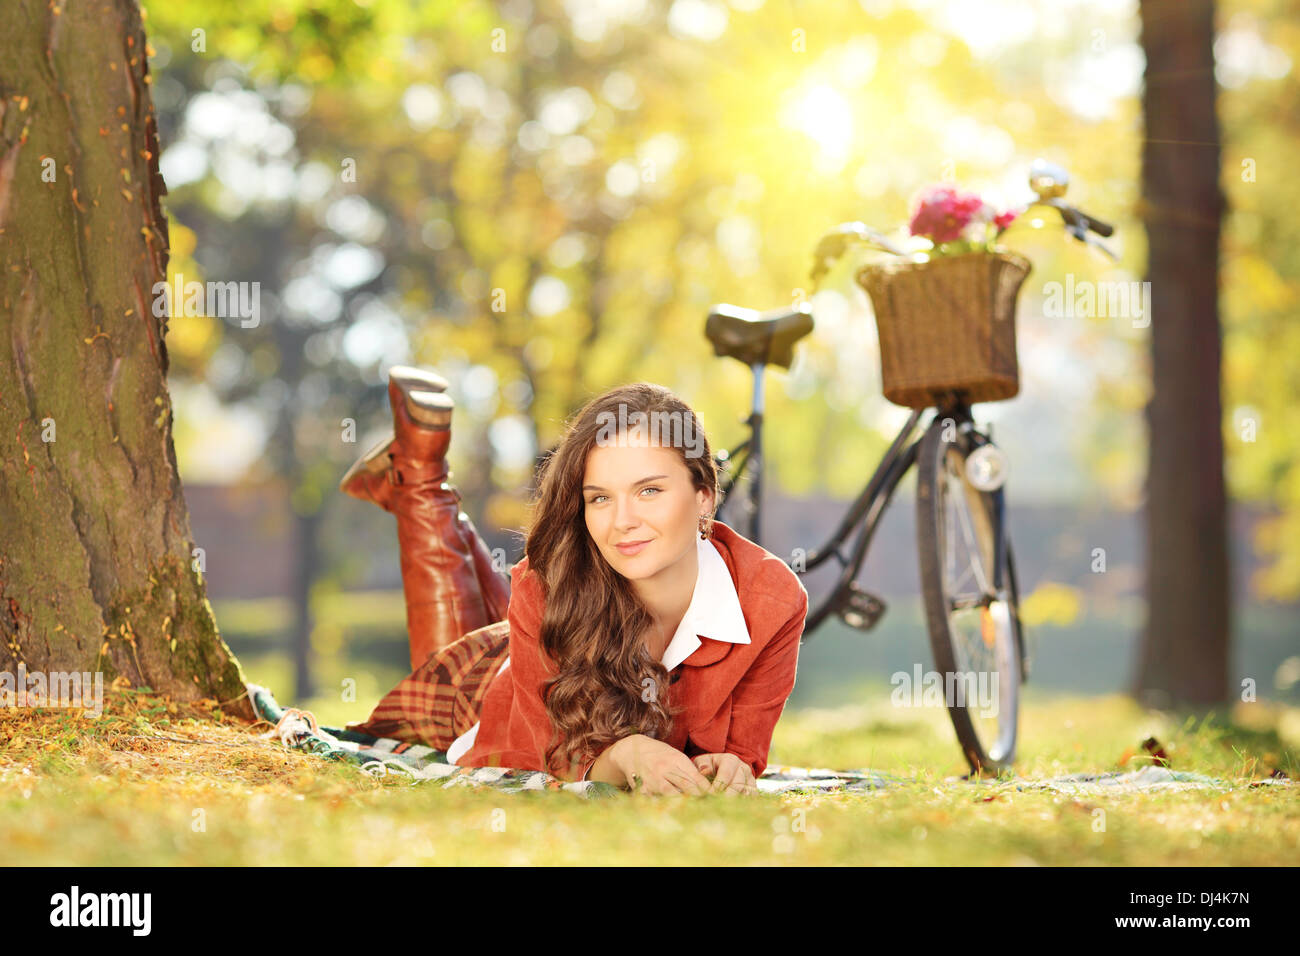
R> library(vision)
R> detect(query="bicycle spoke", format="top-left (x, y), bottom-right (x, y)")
top-left (953, 484), bottom-right (992, 594)
top-left (945, 453), bottom-right (992, 596)
top-left (940, 465), bottom-right (985, 603)
top-left (923, 430), bottom-right (1020, 771)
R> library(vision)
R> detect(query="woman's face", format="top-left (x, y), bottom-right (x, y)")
top-left (582, 437), bottom-right (713, 583)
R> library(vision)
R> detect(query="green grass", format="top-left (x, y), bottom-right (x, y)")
top-left (0, 685), bottom-right (1295, 866)
top-left (216, 592), bottom-right (1300, 718)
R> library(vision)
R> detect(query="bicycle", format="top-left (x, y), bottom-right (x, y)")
top-left (702, 160), bottom-right (1116, 776)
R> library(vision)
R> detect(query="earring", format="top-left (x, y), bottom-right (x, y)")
top-left (698, 513), bottom-right (714, 540)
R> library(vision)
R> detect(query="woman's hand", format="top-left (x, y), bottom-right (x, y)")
top-left (691, 753), bottom-right (757, 795)
top-left (612, 735), bottom-right (713, 795)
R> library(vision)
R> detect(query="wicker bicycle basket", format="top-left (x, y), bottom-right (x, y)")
top-left (857, 250), bottom-right (1032, 408)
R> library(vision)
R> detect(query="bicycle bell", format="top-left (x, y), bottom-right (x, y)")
top-left (965, 443), bottom-right (1009, 492)
top-left (1029, 159), bottom-right (1070, 201)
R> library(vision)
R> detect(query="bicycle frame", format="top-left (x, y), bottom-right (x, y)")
top-left (714, 361), bottom-right (770, 545)
top-left (715, 384), bottom-right (1012, 642)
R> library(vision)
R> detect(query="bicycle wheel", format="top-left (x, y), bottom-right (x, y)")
top-left (915, 415), bottom-right (1024, 775)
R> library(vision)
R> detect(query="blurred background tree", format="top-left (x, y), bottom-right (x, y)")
top-left (1135, 0), bottom-right (1228, 708)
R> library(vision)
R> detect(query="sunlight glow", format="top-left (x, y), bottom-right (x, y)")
top-left (784, 84), bottom-right (854, 172)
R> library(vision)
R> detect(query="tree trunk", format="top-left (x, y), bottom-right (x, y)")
top-left (1134, 0), bottom-right (1230, 708)
top-left (0, 0), bottom-right (251, 718)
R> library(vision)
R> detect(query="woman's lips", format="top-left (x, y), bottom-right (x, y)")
top-left (615, 539), bottom-right (651, 555)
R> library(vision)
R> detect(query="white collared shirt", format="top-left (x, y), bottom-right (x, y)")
top-left (446, 533), bottom-right (752, 767)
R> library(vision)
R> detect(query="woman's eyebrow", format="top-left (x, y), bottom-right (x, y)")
top-left (582, 474), bottom-right (670, 492)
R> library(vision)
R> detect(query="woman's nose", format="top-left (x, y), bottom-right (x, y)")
top-left (613, 495), bottom-right (643, 529)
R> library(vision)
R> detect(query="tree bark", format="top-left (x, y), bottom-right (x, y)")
top-left (1134, 0), bottom-right (1231, 708)
top-left (0, 0), bottom-right (251, 718)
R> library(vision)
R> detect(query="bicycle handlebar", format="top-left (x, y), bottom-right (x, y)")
top-left (1039, 197), bottom-right (1114, 238)
top-left (1028, 196), bottom-right (1119, 261)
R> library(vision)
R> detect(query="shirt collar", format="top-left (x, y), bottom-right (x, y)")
top-left (659, 533), bottom-right (752, 672)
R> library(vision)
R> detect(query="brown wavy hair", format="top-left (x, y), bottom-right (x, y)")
top-left (521, 382), bottom-right (719, 777)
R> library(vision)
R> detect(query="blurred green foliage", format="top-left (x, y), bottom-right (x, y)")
top-left (141, 0), bottom-right (1299, 600)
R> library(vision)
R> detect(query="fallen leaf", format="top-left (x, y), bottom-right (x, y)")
top-left (1141, 736), bottom-right (1170, 768)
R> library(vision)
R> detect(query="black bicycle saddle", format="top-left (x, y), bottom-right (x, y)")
top-left (704, 303), bottom-right (814, 370)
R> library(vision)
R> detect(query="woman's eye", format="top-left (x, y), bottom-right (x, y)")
top-left (587, 487), bottom-right (659, 505)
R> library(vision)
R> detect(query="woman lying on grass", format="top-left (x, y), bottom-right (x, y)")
top-left (342, 375), bottom-right (808, 795)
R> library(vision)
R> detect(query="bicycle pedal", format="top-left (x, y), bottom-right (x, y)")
top-left (834, 582), bottom-right (887, 632)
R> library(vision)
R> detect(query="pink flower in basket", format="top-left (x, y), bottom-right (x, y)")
top-left (908, 184), bottom-right (1021, 252)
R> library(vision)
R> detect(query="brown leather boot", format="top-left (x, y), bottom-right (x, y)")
top-left (340, 367), bottom-right (511, 624)
top-left (339, 367), bottom-right (450, 512)
top-left (382, 369), bottom-right (508, 668)
top-left (339, 430), bottom-right (397, 512)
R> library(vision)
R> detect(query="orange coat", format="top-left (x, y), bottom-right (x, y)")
top-left (458, 519), bottom-right (810, 782)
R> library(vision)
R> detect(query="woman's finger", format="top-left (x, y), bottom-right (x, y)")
top-left (632, 771), bottom-right (671, 796)
top-left (725, 759), bottom-right (756, 795)
top-left (692, 754), bottom-right (716, 779)
top-left (658, 772), bottom-right (693, 796)
top-left (666, 766), bottom-right (710, 796)
top-left (642, 775), bottom-right (673, 796)
top-left (721, 761), bottom-right (748, 795)
top-left (683, 766), bottom-right (714, 795)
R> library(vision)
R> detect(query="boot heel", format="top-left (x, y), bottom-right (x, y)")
top-left (405, 388), bottom-right (454, 429)
top-left (388, 365), bottom-right (455, 464)
top-left (390, 365), bottom-right (452, 427)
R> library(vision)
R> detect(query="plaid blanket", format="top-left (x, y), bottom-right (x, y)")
top-left (343, 619), bottom-right (512, 750)
top-left (248, 684), bottom-right (1288, 797)
top-left (248, 683), bottom-right (906, 796)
